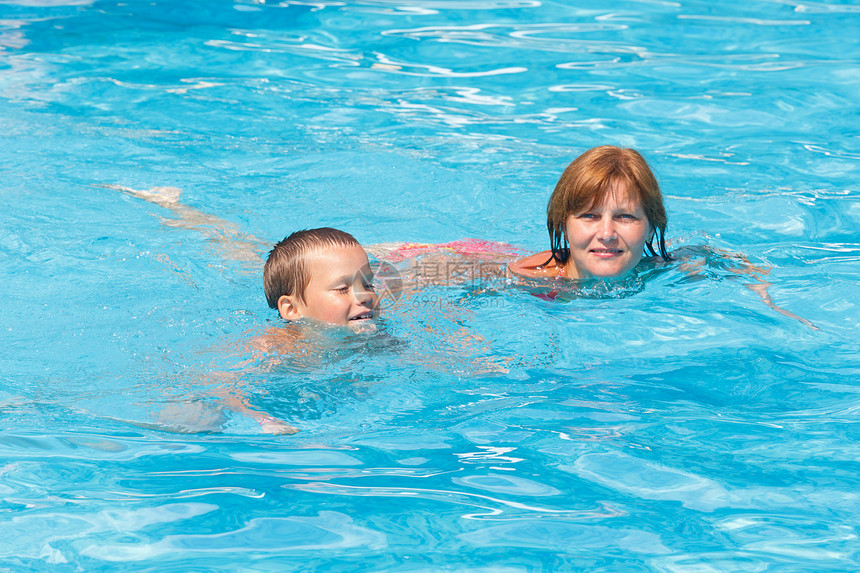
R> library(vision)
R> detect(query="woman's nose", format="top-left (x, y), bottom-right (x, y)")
top-left (598, 216), bottom-right (617, 240)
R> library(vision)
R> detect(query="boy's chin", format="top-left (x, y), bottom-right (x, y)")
top-left (296, 315), bottom-right (378, 334)
top-left (346, 319), bottom-right (377, 334)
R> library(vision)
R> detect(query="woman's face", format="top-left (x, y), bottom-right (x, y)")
top-left (563, 180), bottom-right (652, 279)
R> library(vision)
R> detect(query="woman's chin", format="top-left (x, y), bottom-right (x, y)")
top-left (571, 256), bottom-right (641, 280)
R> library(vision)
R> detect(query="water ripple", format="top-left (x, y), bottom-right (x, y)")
top-left (768, 0), bottom-right (860, 14)
top-left (0, 502), bottom-right (217, 564)
top-left (80, 511), bottom-right (387, 561)
top-left (561, 451), bottom-right (731, 511)
top-left (383, 22), bottom-right (629, 50)
top-left (0, 434), bottom-right (206, 461)
top-left (206, 37), bottom-right (362, 64)
top-left (230, 450), bottom-right (362, 466)
top-left (286, 481), bottom-right (622, 520)
top-left (557, 53), bottom-right (811, 72)
top-left (344, 0), bottom-right (541, 14)
top-left (452, 473), bottom-right (561, 496)
top-left (677, 14), bottom-right (811, 25)
top-left (370, 53), bottom-right (526, 78)
top-left (459, 521), bottom-right (671, 554)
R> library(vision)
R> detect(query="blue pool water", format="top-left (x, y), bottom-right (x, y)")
top-left (2, 0), bottom-right (859, 570)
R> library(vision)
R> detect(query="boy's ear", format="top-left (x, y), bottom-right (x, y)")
top-left (277, 295), bottom-right (303, 321)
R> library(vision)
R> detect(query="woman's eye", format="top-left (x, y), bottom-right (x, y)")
top-left (580, 213), bottom-right (598, 220)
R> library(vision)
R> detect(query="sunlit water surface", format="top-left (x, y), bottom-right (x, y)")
top-left (1, 0), bottom-right (859, 570)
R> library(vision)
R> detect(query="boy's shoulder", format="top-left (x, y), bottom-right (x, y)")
top-left (250, 325), bottom-right (308, 355)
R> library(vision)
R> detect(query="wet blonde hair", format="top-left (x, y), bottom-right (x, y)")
top-left (263, 227), bottom-right (361, 308)
top-left (547, 145), bottom-right (669, 263)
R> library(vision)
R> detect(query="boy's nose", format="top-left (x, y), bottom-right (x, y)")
top-left (354, 287), bottom-right (374, 305)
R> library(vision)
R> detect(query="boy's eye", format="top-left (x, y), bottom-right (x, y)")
top-left (365, 283), bottom-right (376, 291)
top-left (336, 286), bottom-right (349, 293)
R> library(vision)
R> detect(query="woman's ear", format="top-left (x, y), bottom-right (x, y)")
top-left (277, 295), bottom-right (303, 321)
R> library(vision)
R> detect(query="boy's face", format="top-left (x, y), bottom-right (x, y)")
top-left (288, 245), bottom-right (379, 327)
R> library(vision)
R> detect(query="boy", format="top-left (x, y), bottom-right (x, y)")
top-left (263, 228), bottom-right (379, 329)
top-left (215, 229), bottom-right (380, 435)
top-left (105, 186), bottom-right (384, 433)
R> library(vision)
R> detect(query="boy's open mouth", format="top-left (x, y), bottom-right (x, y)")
top-left (349, 311), bottom-right (374, 321)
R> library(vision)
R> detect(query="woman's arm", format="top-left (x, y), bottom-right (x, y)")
top-left (744, 279), bottom-right (819, 331)
top-left (679, 247), bottom-right (819, 331)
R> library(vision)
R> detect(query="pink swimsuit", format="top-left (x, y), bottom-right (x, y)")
top-left (382, 239), bottom-right (526, 262)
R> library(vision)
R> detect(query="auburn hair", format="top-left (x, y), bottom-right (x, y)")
top-left (547, 146), bottom-right (669, 263)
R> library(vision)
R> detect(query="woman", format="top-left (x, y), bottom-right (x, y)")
top-left (510, 145), bottom-right (670, 280)
top-left (508, 145), bottom-right (815, 329)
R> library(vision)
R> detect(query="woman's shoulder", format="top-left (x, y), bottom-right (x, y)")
top-left (508, 250), bottom-right (563, 278)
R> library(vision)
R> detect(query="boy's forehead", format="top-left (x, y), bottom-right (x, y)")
top-left (306, 243), bottom-right (367, 260)
top-left (304, 244), bottom-right (370, 272)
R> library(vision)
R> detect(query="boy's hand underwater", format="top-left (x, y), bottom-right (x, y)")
top-left (256, 415), bottom-right (300, 435)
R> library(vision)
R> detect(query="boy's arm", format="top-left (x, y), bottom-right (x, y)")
top-left (206, 368), bottom-right (299, 435)
top-left (220, 391), bottom-right (299, 435)
top-left (104, 185), bottom-right (302, 431)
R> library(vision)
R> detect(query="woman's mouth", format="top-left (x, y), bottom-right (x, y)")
top-left (590, 248), bottom-right (623, 258)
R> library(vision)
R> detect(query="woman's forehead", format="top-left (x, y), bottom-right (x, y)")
top-left (579, 179), bottom-right (643, 210)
